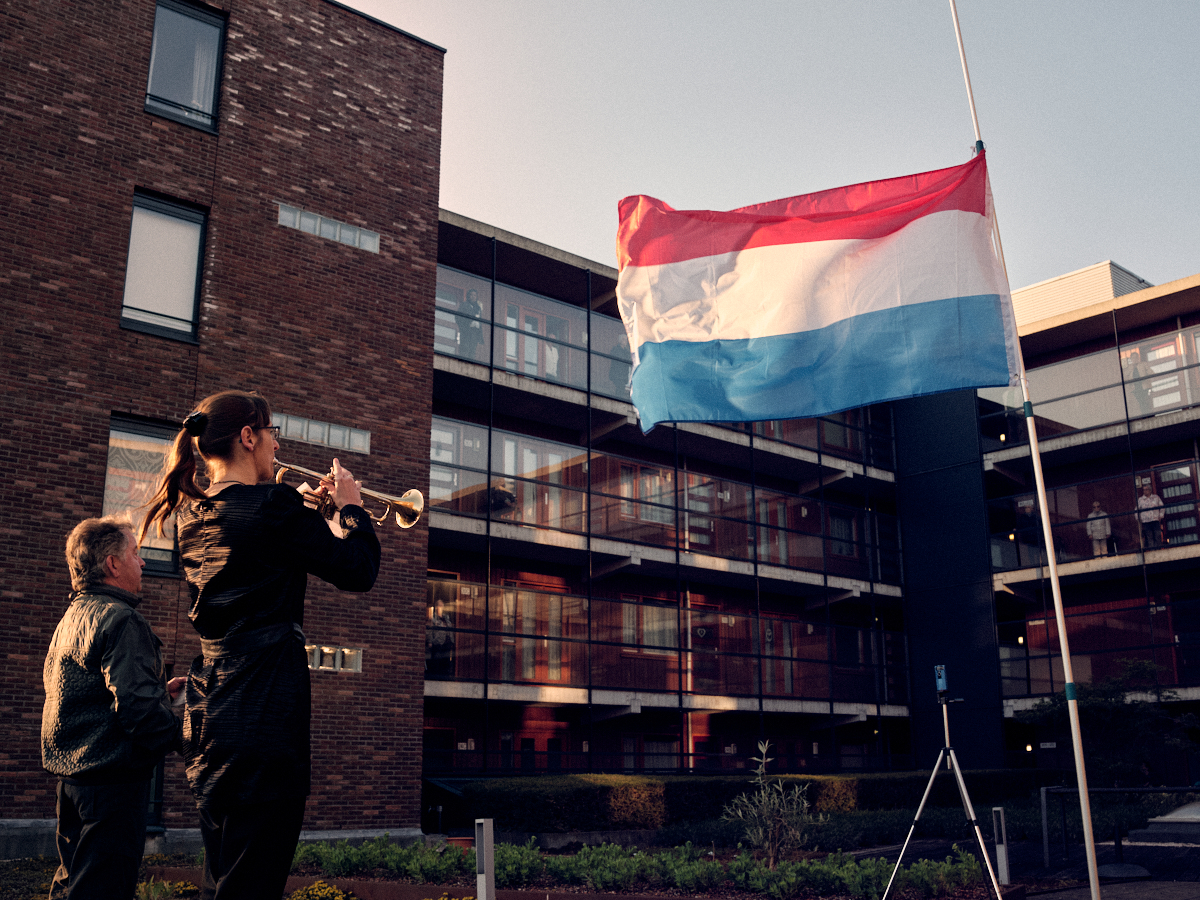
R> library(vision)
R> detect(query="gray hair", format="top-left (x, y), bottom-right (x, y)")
top-left (65, 515), bottom-right (134, 591)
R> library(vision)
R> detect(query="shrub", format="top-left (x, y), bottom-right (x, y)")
top-left (655, 816), bottom-right (743, 847)
top-left (550, 843), bottom-right (649, 891)
top-left (460, 775), bottom-right (667, 831)
top-left (650, 842), bottom-right (726, 892)
top-left (402, 845), bottom-right (476, 883)
top-left (726, 849), bottom-right (773, 893)
top-left (456, 767), bottom-right (1063, 834)
top-left (722, 741), bottom-right (823, 869)
top-left (895, 846), bottom-right (982, 898)
top-left (494, 838), bottom-right (544, 887)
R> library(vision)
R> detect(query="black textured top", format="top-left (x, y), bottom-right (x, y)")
top-left (176, 483), bottom-right (380, 640)
top-left (175, 483), bottom-right (381, 810)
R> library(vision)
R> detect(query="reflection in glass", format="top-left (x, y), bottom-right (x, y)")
top-left (104, 429), bottom-right (174, 564)
top-left (146, 3), bottom-right (222, 128)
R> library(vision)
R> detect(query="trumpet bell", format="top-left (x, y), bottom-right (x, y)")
top-left (395, 489), bottom-right (424, 529)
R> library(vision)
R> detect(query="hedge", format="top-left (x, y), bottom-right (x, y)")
top-left (456, 769), bottom-right (1066, 833)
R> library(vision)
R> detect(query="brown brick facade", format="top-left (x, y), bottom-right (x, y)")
top-left (0, 0), bottom-right (442, 829)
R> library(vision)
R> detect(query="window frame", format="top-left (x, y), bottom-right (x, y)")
top-left (120, 192), bottom-right (206, 343)
top-left (144, 0), bottom-right (226, 133)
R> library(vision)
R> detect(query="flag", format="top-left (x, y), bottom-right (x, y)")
top-left (615, 152), bottom-right (1019, 432)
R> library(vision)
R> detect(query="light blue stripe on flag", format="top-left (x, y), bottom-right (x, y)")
top-left (630, 294), bottom-right (1011, 429)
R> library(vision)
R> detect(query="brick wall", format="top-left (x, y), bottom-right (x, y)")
top-left (0, 0), bottom-right (442, 829)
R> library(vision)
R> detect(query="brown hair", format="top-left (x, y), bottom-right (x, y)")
top-left (66, 515), bottom-right (134, 591)
top-left (139, 390), bottom-right (272, 545)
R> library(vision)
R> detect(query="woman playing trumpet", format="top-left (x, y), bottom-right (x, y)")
top-left (141, 390), bottom-right (380, 900)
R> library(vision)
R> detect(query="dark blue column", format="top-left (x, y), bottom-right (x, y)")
top-left (893, 389), bottom-right (1004, 768)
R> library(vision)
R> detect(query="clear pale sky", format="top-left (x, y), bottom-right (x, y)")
top-left (346, 1), bottom-right (1198, 292)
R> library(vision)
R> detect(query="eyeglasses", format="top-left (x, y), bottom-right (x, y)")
top-left (259, 425), bottom-right (281, 439)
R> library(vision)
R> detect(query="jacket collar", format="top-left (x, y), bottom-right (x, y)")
top-left (71, 583), bottom-right (142, 609)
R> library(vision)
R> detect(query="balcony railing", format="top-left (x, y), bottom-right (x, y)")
top-left (425, 581), bottom-right (908, 704)
top-left (979, 325), bottom-right (1200, 450)
top-left (997, 593), bottom-right (1200, 697)
top-left (988, 465), bottom-right (1200, 571)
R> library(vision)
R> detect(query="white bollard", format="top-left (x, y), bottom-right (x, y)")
top-left (475, 818), bottom-right (495, 900)
top-left (992, 807), bottom-right (1010, 885)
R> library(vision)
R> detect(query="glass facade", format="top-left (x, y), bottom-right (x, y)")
top-left (430, 416), bottom-right (900, 583)
top-left (426, 579), bottom-right (906, 700)
top-left (426, 251), bottom-right (909, 779)
top-left (981, 316), bottom-right (1200, 705)
top-left (979, 323), bottom-right (1200, 448)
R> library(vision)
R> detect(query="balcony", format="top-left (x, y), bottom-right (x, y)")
top-left (424, 580), bottom-right (909, 714)
top-left (429, 418), bottom-right (902, 593)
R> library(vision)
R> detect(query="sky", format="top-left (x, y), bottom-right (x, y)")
top-left (345, 0), bottom-right (1198, 292)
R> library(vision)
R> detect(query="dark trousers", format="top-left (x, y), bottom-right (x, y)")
top-left (51, 777), bottom-right (150, 900)
top-left (1142, 521), bottom-right (1163, 547)
top-left (198, 795), bottom-right (306, 900)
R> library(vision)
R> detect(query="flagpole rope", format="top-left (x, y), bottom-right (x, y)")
top-left (948, 3), bottom-right (1101, 899)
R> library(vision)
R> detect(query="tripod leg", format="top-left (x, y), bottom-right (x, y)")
top-left (881, 749), bottom-right (946, 900)
top-left (947, 748), bottom-right (1003, 900)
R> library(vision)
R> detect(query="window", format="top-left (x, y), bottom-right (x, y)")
top-left (619, 463), bottom-right (673, 524)
top-left (121, 194), bottom-right (205, 340)
top-left (103, 420), bottom-right (176, 572)
top-left (621, 596), bottom-right (678, 653)
top-left (145, 0), bottom-right (225, 131)
top-left (829, 510), bottom-right (858, 557)
top-left (275, 412), bottom-right (370, 454)
top-left (277, 204), bottom-right (380, 254)
top-left (306, 645), bottom-right (364, 673)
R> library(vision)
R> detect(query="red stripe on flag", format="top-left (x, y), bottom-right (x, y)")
top-left (617, 153), bottom-right (989, 270)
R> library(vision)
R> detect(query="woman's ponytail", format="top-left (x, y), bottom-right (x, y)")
top-left (136, 390), bottom-right (272, 547)
top-left (139, 426), bottom-right (206, 546)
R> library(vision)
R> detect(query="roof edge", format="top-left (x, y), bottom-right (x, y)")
top-left (1018, 271), bottom-right (1200, 337)
top-left (321, 0), bottom-right (446, 53)
top-left (439, 209), bottom-right (618, 279)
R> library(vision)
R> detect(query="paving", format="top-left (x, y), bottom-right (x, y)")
top-left (852, 835), bottom-right (1200, 897)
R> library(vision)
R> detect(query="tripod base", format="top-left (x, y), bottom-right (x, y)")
top-left (880, 746), bottom-right (1003, 900)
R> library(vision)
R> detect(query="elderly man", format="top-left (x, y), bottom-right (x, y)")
top-left (1137, 483), bottom-right (1165, 549)
top-left (1085, 500), bottom-right (1112, 557)
top-left (42, 516), bottom-right (183, 899)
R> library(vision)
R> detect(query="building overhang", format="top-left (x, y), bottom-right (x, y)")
top-left (429, 508), bottom-right (902, 600)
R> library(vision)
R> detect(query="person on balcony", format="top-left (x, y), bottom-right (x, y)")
top-left (1086, 500), bottom-right (1112, 557)
top-left (455, 289), bottom-right (484, 361)
top-left (1137, 483), bottom-right (1165, 548)
top-left (426, 597), bottom-right (455, 678)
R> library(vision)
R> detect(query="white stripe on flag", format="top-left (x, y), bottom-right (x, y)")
top-left (617, 210), bottom-right (1006, 351)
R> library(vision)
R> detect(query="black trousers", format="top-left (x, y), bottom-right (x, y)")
top-left (198, 795), bottom-right (307, 900)
top-left (51, 777), bottom-right (150, 900)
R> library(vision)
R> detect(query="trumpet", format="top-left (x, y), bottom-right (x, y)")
top-left (274, 459), bottom-right (424, 529)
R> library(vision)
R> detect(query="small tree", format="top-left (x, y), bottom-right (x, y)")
top-left (721, 740), bottom-right (820, 870)
top-left (1017, 659), bottom-right (1199, 786)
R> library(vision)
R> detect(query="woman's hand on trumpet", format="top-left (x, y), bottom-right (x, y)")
top-left (317, 458), bottom-right (364, 511)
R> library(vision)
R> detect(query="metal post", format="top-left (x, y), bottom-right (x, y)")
top-left (992, 807), bottom-right (1010, 885)
top-left (475, 818), bottom-right (495, 900)
top-left (1041, 787), bottom-right (1050, 869)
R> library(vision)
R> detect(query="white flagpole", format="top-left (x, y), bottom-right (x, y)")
top-left (947, 3), bottom-right (1102, 899)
